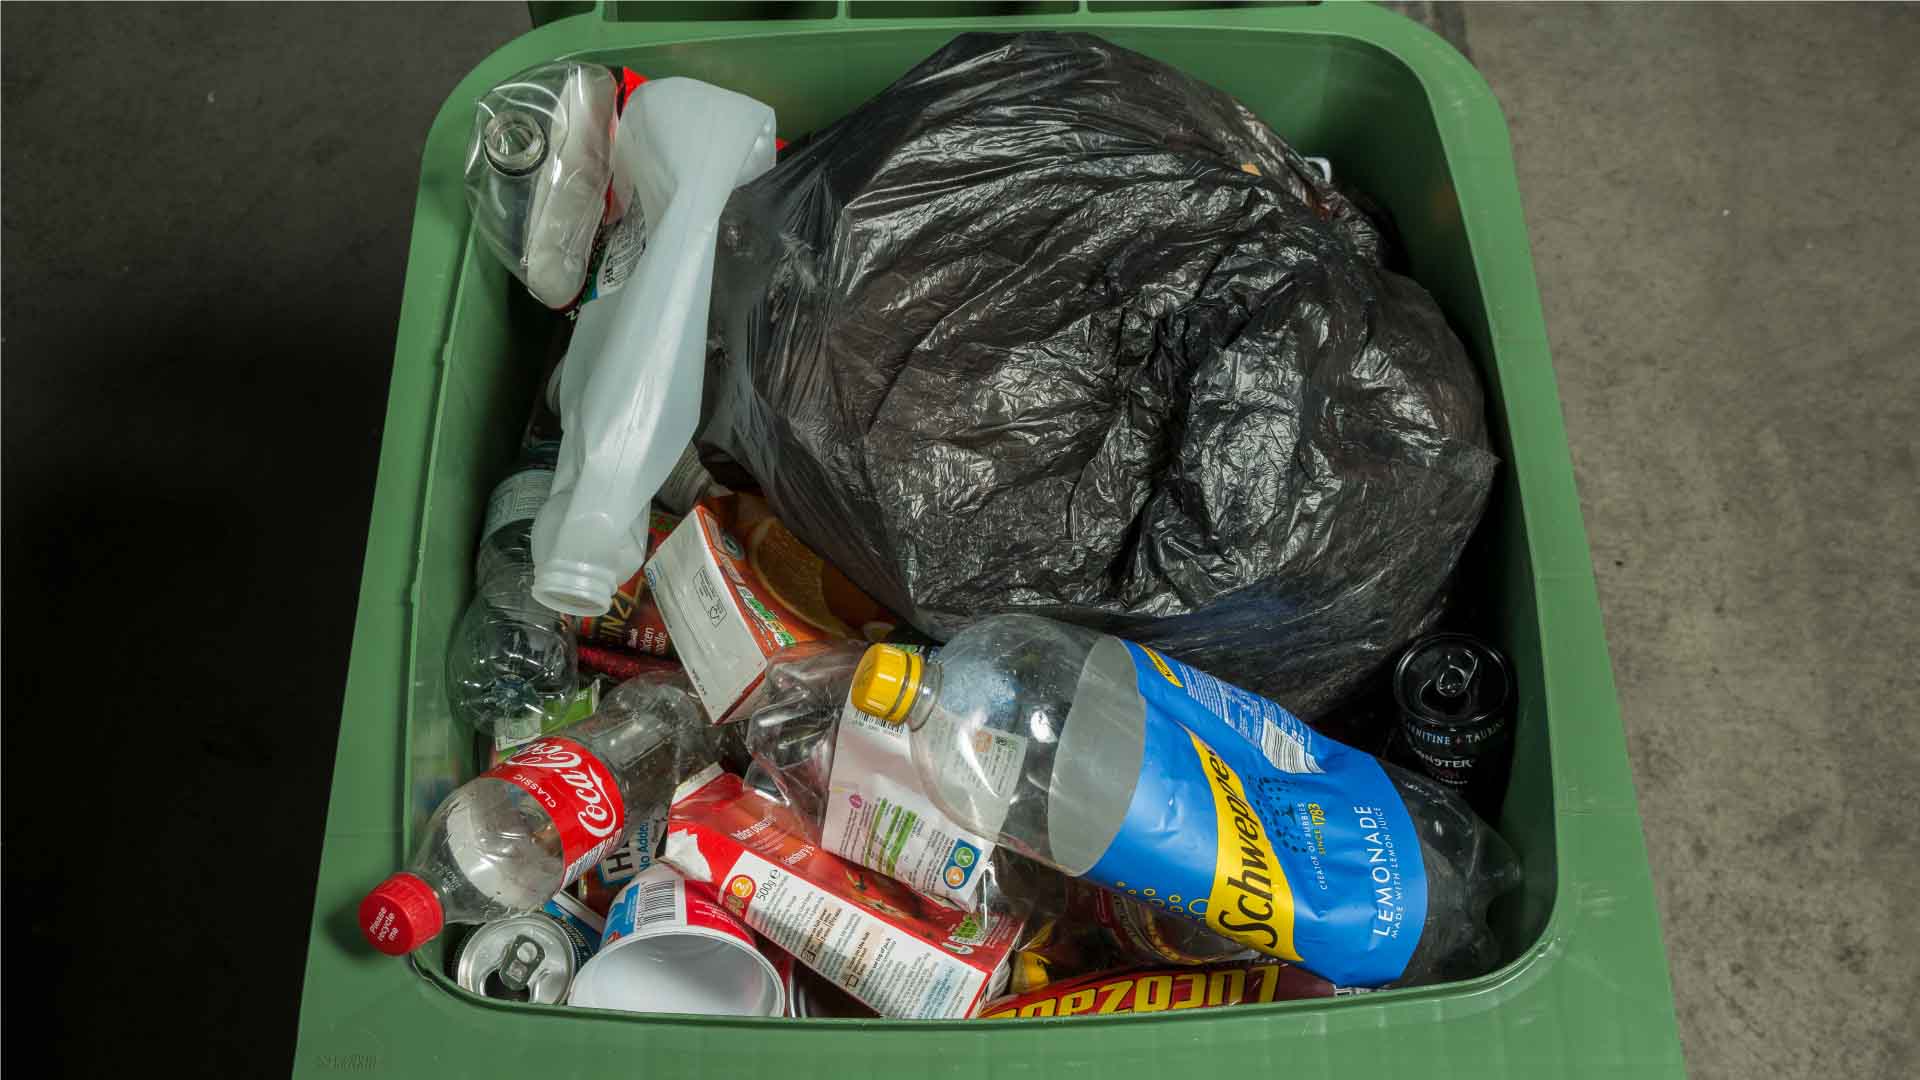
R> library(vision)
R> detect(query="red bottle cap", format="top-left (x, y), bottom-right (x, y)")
top-left (359, 872), bottom-right (445, 955)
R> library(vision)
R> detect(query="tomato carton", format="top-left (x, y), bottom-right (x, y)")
top-left (663, 772), bottom-right (1021, 1019)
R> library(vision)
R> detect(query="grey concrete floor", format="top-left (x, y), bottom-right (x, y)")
top-left (4, 3), bottom-right (1915, 1078)
top-left (1466, 5), bottom-right (1920, 1077)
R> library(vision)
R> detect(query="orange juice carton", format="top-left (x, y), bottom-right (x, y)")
top-left (643, 494), bottom-right (897, 722)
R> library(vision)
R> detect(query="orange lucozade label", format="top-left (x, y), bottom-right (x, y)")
top-left (643, 493), bottom-right (898, 722)
top-left (976, 958), bottom-right (1340, 1020)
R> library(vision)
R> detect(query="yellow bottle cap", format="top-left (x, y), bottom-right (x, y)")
top-left (850, 644), bottom-right (922, 724)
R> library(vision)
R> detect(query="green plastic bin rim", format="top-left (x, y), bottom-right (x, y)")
top-left (298, 2), bottom-right (1681, 1075)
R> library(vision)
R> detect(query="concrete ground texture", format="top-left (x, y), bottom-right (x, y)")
top-left (3, 3), bottom-right (1914, 1078)
top-left (1467, 6), bottom-right (1920, 1076)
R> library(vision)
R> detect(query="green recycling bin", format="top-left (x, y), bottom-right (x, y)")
top-left (296, 2), bottom-right (1683, 1076)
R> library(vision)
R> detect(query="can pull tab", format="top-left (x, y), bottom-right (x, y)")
top-left (1433, 648), bottom-right (1481, 700)
top-left (1417, 647), bottom-right (1486, 717)
top-left (497, 934), bottom-right (546, 994)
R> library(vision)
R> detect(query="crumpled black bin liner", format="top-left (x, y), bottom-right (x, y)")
top-left (705, 31), bottom-right (1497, 717)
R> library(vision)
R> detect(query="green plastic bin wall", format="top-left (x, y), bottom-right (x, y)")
top-left (296, 3), bottom-right (1682, 1076)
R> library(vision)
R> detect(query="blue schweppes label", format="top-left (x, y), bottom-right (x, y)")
top-left (1082, 639), bottom-right (1426, 987)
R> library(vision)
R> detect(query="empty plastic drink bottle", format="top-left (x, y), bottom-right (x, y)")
top-left (464, 61), bottom-right (621, 309)
top-left (986, 849), bottom-right (1252, 969)
top-left (745, 639), bottom-right (1252, 963)
top-left (848, 615), bottom-right (1519, 988)
top-left (445, 446), bottom-right (579, 742)
top-left (360, 680), bottom-right (717, 955)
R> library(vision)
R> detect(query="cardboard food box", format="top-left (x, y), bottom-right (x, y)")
top-left (644, 494), bottom-right (897, 722)
top-left (665, 772), bottom-right (1021, 1020)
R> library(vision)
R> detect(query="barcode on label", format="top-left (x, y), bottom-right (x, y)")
top-left (1260, 719), bottom-right (1322, 774)
top-left (595, 209), bottom-right (647, 295)
top-left (633, 878), bottom-right (685, 930)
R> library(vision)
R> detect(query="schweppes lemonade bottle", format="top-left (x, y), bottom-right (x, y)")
top-left (849, 615), bottom-right (1519, 988)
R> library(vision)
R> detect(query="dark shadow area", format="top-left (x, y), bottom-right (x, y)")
top-left (0, 4), bottom-right (526, 1073)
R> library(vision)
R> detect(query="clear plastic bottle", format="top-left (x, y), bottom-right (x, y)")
top-left (743, 641), bottom-right (997, 908)
top-left (463, 61), bottom-right (620, 309)
top-left (848, 614), bottom-right (1520, 988)
top-left (740, 642), bottom-right (863, 827)
top-left (361, 679), bottom-right (718, 955)
top-left (446, 448), bottom-right (579, 742)
top-left (744, 642), bottom-right (1250, 961)
top-left (987, 850), bottom-right (1251, 970)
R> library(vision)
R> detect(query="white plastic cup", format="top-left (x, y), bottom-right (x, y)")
top-left (568, 864), bottom-right (784, 1017)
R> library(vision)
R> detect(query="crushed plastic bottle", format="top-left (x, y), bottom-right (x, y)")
top-left (745, 639), bottom-right (1252, 972)
top-left (743, 642), bottom-right (997, 908)
top-left (464, 61), bottom-right (621, 308)
top-left (360, 678), bottom-right (725, 955)
top-left (988, 850), bottom-right (1252, 973)
top-left (848, 614), bottom-right (1520, 988)
top-left (445, 446), bottom-right (578, 743)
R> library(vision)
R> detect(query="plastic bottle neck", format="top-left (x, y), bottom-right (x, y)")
top-left (899, 660), bottom-right (941, 731)
top-left (532, 561), bottom-right (617, 616)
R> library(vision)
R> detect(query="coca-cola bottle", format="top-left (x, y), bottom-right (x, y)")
top-left (360, 679), bottom-right (718, 955)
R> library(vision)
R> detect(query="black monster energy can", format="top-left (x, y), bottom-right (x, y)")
top-left (1391, 634), bottom-right (1514, 810)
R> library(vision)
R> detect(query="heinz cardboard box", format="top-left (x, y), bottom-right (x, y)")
top-left (665, 772), bottom-right (1022, 1020)
top-left (644, 494), bottom-right (897, 722)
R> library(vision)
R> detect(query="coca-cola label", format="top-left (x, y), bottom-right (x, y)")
top-left (487, 737), bottom-right (628, 883)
